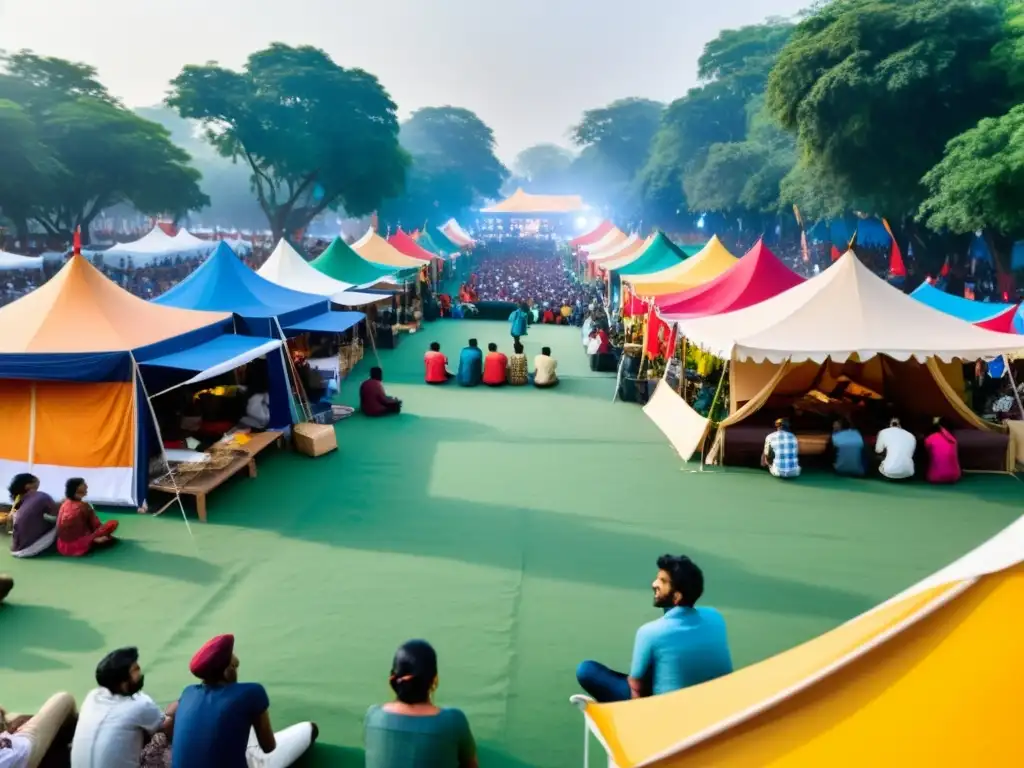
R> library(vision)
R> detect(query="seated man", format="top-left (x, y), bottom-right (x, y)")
top-left (457, 339), bottom-right (483, 387)
top-left (876, 416), bottom-right (916, 480)
top-left (576, 555), bottom-right (732, 703)
top-left (359, 367), bottom-right (402, 417)
top-left (424, 342), bottom-right (453, 385)
top-left (507, 342), bottom-right (529, 386)
top-left (172, 634), bottom-right (317, 768)
top-left (762, 418), bottom-right (801, 478)
top-left (830, 418), bottom-right (866, 477)
top-left (72, 646), bottom-right (176, 767)
top-left (482, 343), bottom-right (509, 387)
top-left (0, 691), bottom-right (77, 768)
top-left (533, 347), bottom-right (558, 389)
top-left (0, 574), bottom-right (11, 604)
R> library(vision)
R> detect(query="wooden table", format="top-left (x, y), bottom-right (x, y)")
top-left (148, 430), bottom-right (283, 522)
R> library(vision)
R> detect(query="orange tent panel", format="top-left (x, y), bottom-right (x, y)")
top-left (0, 380), bottom-right (31, 462)
top-left (34, 381), bottom-right (135, 468)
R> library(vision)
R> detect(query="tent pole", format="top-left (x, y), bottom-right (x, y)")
top-left (679, 337), bottom-right (688, 398)
top-left (367, 317), bottom-right (383, 369)
top-left (274, 317), bottom-right (313, 423)
top-left (131, 354), bottom-right (195, 542)
top-left (697, 360), bottom-right (730, 473)
top-left (1003, 355), bottom-right (1024, 420)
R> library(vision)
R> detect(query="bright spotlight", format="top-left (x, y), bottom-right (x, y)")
top-left (575, 216), bottom-right (588, 231)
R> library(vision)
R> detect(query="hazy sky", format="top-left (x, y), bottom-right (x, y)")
top-left (0, 0), bottom-right (808, 163)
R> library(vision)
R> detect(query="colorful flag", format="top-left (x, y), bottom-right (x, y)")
top-left (831, 245), bottom-right (842, 262)
top-left (73, 226), bottom-right (81, 257)
top-left (881, 219), bottom-right (906, 278)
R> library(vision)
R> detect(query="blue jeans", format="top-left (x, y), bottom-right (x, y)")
top-left (576, 661), bottom-right (631, 703)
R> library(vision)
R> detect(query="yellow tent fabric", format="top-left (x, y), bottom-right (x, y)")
top-left (352, 229), bottom-right (427, 269)
top-left (577, 518), bottom-right (1024, 767)
top-left (480, 188), bottom-right (586, 214)
top-left (625, 235), bottom-right (737, 296)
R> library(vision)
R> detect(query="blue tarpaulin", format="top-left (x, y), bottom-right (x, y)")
top-left (284, 311), bottom-right (365, 335)
top-left (910, 281), bottom-right (1024, 332)
top-left (141, 334), bottom-right (282, 376)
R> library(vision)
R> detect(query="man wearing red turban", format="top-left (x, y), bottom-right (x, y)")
top-left (170, 635), bottom-right (317, 767)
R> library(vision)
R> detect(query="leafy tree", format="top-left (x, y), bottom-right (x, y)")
top-left (513, 144), bottom-right (576, 192)
top-left (0, 51), bottom-right (208, 243)
top-left (767, 0), bottom-right (1014, 217)
top-left (919, 104), bottom-right (1024, 263)
top-left (0, 99), bottom-right (56, 242)
top-left (167, 43), bottom-right (408, 240)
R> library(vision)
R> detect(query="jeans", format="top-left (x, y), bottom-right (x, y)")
top-left (576, 661), bottom-right (631, 703)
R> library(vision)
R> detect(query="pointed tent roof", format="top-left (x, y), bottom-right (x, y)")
top-left (0, 254), bottom-right (229, 355)
top-left (577, 515), bottom-right (1024, 768)
top-left (432, 227), bottom-right (466, 251)
top-left (911, 282), bottom-right (1021, 333)
top-left (413, 230), bottom-right (446, 256)
top-left (625, 235), bottom-right (738, 296)
top-left (598, 234), bottom-right (660, 272)
top-left (353, 229), bottom-right (429, 269)
top-left (172, 228), bottom-right (216, 252)
top-left (479, 188), bottom-right (586, 214)
top-left (588, 234), bottom-right (639, 264)
top-left (583, 228), bottom-right (628, 258)
top-left (388, 229), bottom-right (443, 262)
top-left (571, 220), bottom-right (614, 248)
top-left (658, 240), bottom-right (805, 318)
top-left (440, 219), bottom-right (474, 247)
top-left (592, 235), bottom-right (650, 268)
top-left (258, 239), bottom-right (355, 297)
top-left (604, 233), bottom-right (685, 277)
top-left (673, 251), bottom-right (1024, 363)
top-left (310, 237), bottom-right (403, 288)
top-left (154, 242), bottom-right (327, 320)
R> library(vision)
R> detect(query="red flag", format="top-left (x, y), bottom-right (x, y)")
top-left (665, 324), bottom-right (678, 361)
top-left (830, 245), bottom-right (842, 262)
top-left (939, 256), bottom-right (950, 278)
top-left (881, 219), bottom-right (905, 277)
top-left (73, 226), bottom-right (81, 257)
top-left (646, 311), bottom-right (667, 359)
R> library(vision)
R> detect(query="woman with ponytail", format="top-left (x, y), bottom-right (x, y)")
top-left (364, 640), bottom-right (477, 768)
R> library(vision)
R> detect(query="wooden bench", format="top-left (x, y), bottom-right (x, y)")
top-left (148, 430), bottom-right (283, 522)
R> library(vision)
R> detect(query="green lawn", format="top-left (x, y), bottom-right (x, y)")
top-left (1, 319), bottom-right (1019, 767)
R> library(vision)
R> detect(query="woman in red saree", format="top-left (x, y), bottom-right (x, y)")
top-left (56, 478), bottom-right (119, 557)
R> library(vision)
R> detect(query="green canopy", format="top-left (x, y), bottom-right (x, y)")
top-left (614, 232), bottom-right (687, 276)
top-left (433, 227), bottom-right (465, 252)
top-left (677, 243), bottom-right (704, 257)
top-left (311, 237), bottom-right (412, 286)
top-left (415, 231), bottom-right (447, 257)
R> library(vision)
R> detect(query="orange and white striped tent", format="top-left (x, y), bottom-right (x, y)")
top-left (572, 514), bottom-right (1024, 766)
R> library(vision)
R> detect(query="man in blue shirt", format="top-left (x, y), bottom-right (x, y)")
top-left (456, 338), bottom-right (483, 386)
top-left (576, 555), bottom-right (733, 702)
top-left (830, 417), bottom-right (867, 476)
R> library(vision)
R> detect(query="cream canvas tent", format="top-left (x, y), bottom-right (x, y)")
top-left (258, 239), bottom-right (389, 308)
top-left (572, 513), bottom-right (1024, 767)
top-left (172, 228), bottom-right (217, 255)
top-left (644, 251), bottom-right (1024, 469)
top-left (353, 229), bottom-right (429, 269)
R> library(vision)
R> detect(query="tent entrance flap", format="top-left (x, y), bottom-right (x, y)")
top-left (283, 311), bottom-right (365, 335)
top-left (141, 335), bottom-right (283, 394)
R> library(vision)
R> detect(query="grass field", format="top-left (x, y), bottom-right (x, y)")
top-left (1, 319), bottom-right (1019, 767)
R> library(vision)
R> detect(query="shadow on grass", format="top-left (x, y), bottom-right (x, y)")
top-left (0, 603), bottom-right (105, 671)
top-left (66, 539), bottom-right (222, 585)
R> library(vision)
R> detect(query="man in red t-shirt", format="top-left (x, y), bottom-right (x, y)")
top-left (359, 367), bottom-right (402, 416)
top-left (424, 342), bottom-right (453, 384)
top-left (482, 343), bottom-right (509, 387)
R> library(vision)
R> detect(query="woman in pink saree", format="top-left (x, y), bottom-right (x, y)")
top-left (924, 418), bottom-right (962, 484)
top-left (56, 478), bottom-right (119, 557)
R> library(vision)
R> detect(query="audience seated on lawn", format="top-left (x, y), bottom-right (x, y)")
top-left (761, 418), bottom-right (801, 479)
top-left (57, 479), bottom-right (119, 557)
top-left (457, 339), bottom-right (483, 387)
top-left (482, 343), bottom-right (508, 387)
top-left (507, 343), bottom-right (528, 386)
top-left (171, 634), bottom-right (317, 768)
top-left (424, 342), bottom-right (453, 384)
top-left (533, 347), bottom-right (558, 389)
top-left (829, 418), bottom-right (866, 477)
top-left (0, 690), bottom-right (77, 768)
top-left (876, 417), bottom-right (916, 480)
top-left (364, 640), bottom-right (478, 768)
top-left (8, 473), bottom-right (58, 558)
top-left (360, 367), bottom-right (402, 417)
top-left (576, 554), bottom-right (733, 703)
top-left (72, 646), bottom-right (176, 768)
top-left (924, 417), bottom-right (961, 484)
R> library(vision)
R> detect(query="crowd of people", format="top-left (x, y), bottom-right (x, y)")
top-left (463, 247), bottom-right (593, 311)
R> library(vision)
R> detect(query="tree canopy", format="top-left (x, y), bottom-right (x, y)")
top-left (511, 144), bottom-right (576, 193)
top-left (167, 43), bottom-right (408, 240)
top-left (0, 51), bottom-right (207, 243)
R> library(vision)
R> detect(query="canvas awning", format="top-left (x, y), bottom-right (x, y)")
top-left (583, 229), bottom-right (629, 259)
top-left (258, 239), bottom-right (356, 299)
top-left (480, 188), bottom-right (586, 214)
top-left (625, 235), bottom-right (737, 296)
top-left (911, 282), bottom-right (1022, 333)
top-left (310, 237), bottom-right (406, 288)
top-left (571, 220), bottom-right (614, 248)
top-left (353, 229), bottom-right (429, 269)
top-left (604, 233), bottom-right (685, 277)
top-left (0, 251), bottom-right (44, 270)
top-left (283, 310), bottom-right (365, 335)
top-left (389, 229), bottom-right (443, 262)
top-left (436, 224), bottom-right (471, 249)
top-left (142, 335), bottom-right (283, 393)
top-left (592, 235), bottom-right (650, 267)
top-left (673, 251), bottom-right (1024, 363)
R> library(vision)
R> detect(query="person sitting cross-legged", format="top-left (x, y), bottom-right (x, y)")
top-left (57, 478), bottom-right (119, 557)
top-left (482, 343), bottom-right (508, 387)
top-left (424, 343), bottom-right (454, 385)
top-left (171, 634), bottom-right (317, 768)
top-left (532, 347), bottom-right (558, 389)
top-left (360, 367), bottom-right (402, 417)
top-left (71, 646), bottom-right (177, 768)
top-left (456, 339), bottom-right (483, 387)
top-left (507, 343), bottom-right (528, 386)
top-left (8, 473), bottom-right (59, 558)
top-left (576, 554), bottom-right (733, 703)
top-left (761, 418), bottom-right (801, 479)
top-left (0, 691), bottom-right (78, 768)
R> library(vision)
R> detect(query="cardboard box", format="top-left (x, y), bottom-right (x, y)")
top-left (292, 423), bottom-right (337, 457)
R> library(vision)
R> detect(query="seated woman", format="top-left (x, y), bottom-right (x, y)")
top-left (364, 640), bottom-right (477, 768)
top-left (56, 478), bottom-right (119, 557)
top-left (9, 473), bottom-right (59, 558)
top-left (507, 343), bottom-right (529, 386)
top-left (924, 417), bottom-right (961, 484)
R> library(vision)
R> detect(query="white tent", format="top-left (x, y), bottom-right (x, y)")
top-left (672, 251), bottom-right (1024, 363)
top-left (257, 239), bottom-right (388, 308)
top-left (587, 233), bottom-right (639, 262)
top-left (0, 251), bottom-right (44, 270)
top-left (226, 237), bottom-right (252, 254)
top-left (172, 229), bottom-right (217, 254)
top-left (103, 227), bottom-right (183, 267)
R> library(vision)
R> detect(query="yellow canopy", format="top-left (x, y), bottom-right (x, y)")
top-left (625, 235), bottom-right (736, 296)
top-left (576, 516), bottom-right (1024, 767)
top-left (480, 188), bottom-right (586, 214)
top-left (352, 229), bottom-right (427, 269)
